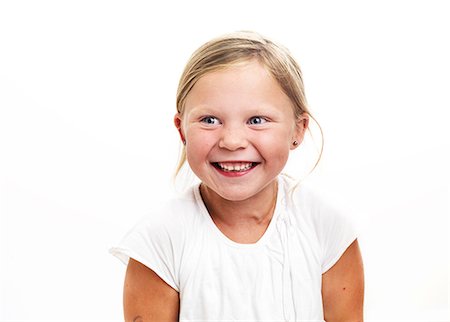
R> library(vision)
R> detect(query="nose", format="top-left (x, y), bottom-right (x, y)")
top-left (218, 125), bottom-right (249, 151)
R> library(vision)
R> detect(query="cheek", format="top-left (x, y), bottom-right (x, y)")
top-left (185, 131), bottom-right (216, 162)
top-left (255, 131), bottom-right (292, 161)
top-left (271, 127), bottom-right (292, 145)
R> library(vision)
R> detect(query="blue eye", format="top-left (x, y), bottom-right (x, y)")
top-left (200, 116), bottom-right (220, 125)
top-left (248, 116), bottom-right (267, 125)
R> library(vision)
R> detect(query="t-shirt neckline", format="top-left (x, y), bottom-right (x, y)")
top-left (193, 176), bottom-right (285, 249)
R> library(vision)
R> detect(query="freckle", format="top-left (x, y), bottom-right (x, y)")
top-left (342, 287), bottom-right (346, 291)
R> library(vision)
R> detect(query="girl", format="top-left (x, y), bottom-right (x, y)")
top-left (111, 31), bottom-right (364, 322)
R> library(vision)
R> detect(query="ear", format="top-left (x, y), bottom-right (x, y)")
top-left (174, 113), bottom-right (186, 145)
top-left (290, 113), bottom-right (309, 150)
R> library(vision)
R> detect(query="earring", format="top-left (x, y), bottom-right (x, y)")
top-left (183, 140), bottom-right (186, 145)
top-left (292, 140), bottom-right (299, 146)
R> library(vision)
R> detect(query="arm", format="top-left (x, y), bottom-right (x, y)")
top-left (322, 239), bottom-right (364, 322)
top-left (124, 258), bottom-right (179, 322)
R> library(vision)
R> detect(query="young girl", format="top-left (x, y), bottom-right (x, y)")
top-left (111, 31), bottom-right (364, 322)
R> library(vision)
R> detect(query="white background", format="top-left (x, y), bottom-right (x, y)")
top-left (1, 0), bottom-right (449, 321)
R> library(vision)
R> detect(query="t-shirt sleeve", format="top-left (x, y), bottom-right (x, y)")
top-left (109, 213), bottom-right (181, 292)
top-left (316, 198), bottom-right (358, 273)
top-left (319, 208), bottom-right (357, 273)
top-left (302, 187), bottom-right (358, 274)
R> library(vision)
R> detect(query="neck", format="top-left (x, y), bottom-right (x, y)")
top-left (199, 180), bottom-right (278, 239)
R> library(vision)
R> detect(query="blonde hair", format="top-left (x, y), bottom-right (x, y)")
top-left (175, 31), bottom-right (323, 176)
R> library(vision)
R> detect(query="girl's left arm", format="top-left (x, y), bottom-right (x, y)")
top-left (322, 239), bottom-right (364, 322)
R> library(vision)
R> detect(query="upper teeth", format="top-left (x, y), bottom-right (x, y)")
top-left (218, 162), bottom-right (253, 172)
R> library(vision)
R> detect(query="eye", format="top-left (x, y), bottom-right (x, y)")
top-left (200, 116), bottom-right (220, 125)
top-left (248, 116), bottom-right (267, 125)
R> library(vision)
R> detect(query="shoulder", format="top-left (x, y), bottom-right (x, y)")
top-left (111, 184), bottom-right (206, 291)
top-left (135, 184), bottom-right (205, 238)
top-left (280, 174), bottom-right (354, 227)
top-left (112, 183), bottom-right (205, 263)
top-left (280, 174), bottom-right (337, 221)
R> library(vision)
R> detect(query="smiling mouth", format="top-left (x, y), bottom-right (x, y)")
top-left (212, 162), bottom-right (259, 172)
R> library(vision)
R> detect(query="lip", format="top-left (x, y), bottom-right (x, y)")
top-left (211, 161), bottom-right (259, 177)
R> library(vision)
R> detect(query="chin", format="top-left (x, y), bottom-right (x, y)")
top-left (219, 193), bottom-right (253, 202)
top-left (214, 185), bottom-right (269, 202)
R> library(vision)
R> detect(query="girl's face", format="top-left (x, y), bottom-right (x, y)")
top-left (175, 59), bottom-right (308, 202)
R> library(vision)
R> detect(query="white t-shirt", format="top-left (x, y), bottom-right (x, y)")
top-left (110, 174), bottom-right (357, 322)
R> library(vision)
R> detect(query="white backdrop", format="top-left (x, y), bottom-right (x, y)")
top-left (1, 0), bottom-right (449, 321)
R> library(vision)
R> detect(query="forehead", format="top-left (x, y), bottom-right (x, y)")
top-left (184, 60), bottom-right (293, 113)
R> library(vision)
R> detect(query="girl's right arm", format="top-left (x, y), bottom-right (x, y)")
top-left (123, 258), bottom-right (180, 322)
